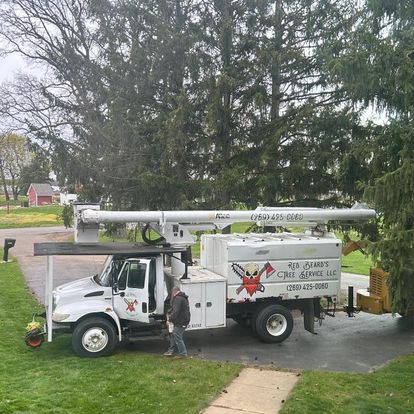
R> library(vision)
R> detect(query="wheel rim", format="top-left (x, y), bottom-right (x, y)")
top-left (266, 314), bottom-right (288, 336)
top-left (82, 327), bottom-right (109, 353)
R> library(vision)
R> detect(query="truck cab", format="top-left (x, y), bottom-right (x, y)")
top-left (52, 254), bottom-right (167, 357)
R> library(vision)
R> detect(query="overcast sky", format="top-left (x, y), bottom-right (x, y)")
top-left (0, 52), bottom-right (47, 83)
top-left (0, 53), bottom-right (25, 82)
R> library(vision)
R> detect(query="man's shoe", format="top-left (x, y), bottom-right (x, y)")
top-left (163, 351), bottom-right (174, 356)
top-left (174, 354), bottom-right (187, 359)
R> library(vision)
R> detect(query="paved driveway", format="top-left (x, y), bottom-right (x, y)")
top-left (0, 227), bottom-right (106, 303)
top-left (1, 227), bottom-right (413, 372)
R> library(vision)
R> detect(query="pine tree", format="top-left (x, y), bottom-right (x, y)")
top-left (362, 120), bottom-right (414, 313)
top-left (365, 2), bottom-right (414, 313)
top-left (327, 0), bottom-right (414, 312)
top-left (0, 0), bottom-right (368, 212)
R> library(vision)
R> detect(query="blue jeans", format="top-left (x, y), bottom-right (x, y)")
top-left (167, 325), bottom-right (187, 356)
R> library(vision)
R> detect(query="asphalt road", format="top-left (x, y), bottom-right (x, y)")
top-left (1, 226), bottom-right (413, 372)
top-left (0, 226), bottom-right (106, 302)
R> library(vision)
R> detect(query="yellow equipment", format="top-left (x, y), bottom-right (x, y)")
top-left (342, 241), bottom-right (392, 315)
top-left (356, 266), bottom-right (392, 315)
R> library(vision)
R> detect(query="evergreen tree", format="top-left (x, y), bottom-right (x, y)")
top-left (0, 0), bottom-right (368, 211)
top-left (365, 2), bottom-right (414, 313)
top-left (327, 0), bottom-right (414, 312)
top-left (185, 1), bottom-right (364, 208)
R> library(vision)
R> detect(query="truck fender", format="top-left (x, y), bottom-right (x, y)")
top-left (54, 300), bottom-right (122, 341)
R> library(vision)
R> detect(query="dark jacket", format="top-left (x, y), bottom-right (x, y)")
top-left (170, 292), bottom-right (191, 327)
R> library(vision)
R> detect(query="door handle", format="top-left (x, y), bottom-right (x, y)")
top-left (206, 302), bottom-right (212, 307)
top-left (142, 302), bottom-right (147, 313)
top-left (195, 303), bottom-right (201, 308)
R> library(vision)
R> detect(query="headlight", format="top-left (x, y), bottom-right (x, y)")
top-left (52, 313), bottom-right (70, 322)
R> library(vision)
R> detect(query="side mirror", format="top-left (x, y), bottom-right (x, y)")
top-left (112, 282), bottom-right (125, 297)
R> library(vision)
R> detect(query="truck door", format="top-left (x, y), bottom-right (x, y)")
top-left (112, 259), bottom-right (150, 323)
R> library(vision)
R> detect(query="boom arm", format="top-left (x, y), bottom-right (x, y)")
top-left (74, 203), bottom-right (376, 245)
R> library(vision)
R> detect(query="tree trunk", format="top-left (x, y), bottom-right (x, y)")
top-left (0, 163), bottom-right (10, 201)
top-left (219, 0), bottom-right (232, 207)
top-left (12, 186), bottom-right (18, 200)
top-left (172, 0), bottom-right (184, 95)
top-left (264, 0), bottom-right (283, 206)
top-left (172, 0), bottom-right (188, 184)
top-left (271, 0), bottom-right (283, 122)
top-left (10, 174), bottom-right (18, 200)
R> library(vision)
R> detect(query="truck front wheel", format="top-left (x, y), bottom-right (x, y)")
top-left (72, 317), bottom-right (117, 357)
top-left (253, 304), bottom-right (293, 343)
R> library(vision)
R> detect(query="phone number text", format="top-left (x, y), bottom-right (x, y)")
top-left (286, 283), bottom-right (329, 292)
top-left (250, 212), bottom-right (304, 222)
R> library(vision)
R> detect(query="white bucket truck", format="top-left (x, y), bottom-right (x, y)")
top-left (29, 203), bottom-right (375, 357)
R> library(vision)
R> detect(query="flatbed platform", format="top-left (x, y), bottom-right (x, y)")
top-left (34, 242), bottom-right (185, 256)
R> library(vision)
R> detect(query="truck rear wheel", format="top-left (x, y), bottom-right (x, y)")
top-left (253, 304), bottom-right (293, 343)
top-left (72, 317), bottom-right (117, 357)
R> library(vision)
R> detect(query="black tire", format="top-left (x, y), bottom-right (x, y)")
top-left (253, 304), bottom-right (293, 343)
top-left (72, 317), bottom-right (117, 357)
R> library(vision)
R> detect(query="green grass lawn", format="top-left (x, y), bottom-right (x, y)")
top-left (2, 252), bottom-right (413, 413)
top-left (341, 250), bottom-right (373, 276)
top-left (0, 205), bottom-right (64, 228)
top-left (0, 252), bottom-right (241, 414)
top-left (281, 355), bottom-right (414, 413)
top-left (0, 195), bottom-right (28, 207)
top-left (338, 231), bottom-right (373, 276)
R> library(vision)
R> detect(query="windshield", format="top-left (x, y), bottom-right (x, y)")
top-left (96, 256), bottom-right (124, 287)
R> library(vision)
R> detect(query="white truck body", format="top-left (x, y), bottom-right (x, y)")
top-left (201, 232), bottom-right (341, 302)
top-left (49, 230), bottom-right (342, 356)
top-left (31, 203), bottom-right (374, 357)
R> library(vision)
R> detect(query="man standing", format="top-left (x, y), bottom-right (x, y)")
top-left (164, 287), bottom-right (191, 357)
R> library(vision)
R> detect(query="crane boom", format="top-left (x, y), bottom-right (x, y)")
top-left (81, 207), bottom-right (375, 225)
top-left (74, 203), bottom-right (376, 245)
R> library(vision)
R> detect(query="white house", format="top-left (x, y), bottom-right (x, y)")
top-left (59, 193), bottom-right (78, 205)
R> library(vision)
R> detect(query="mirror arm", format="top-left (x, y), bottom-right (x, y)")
top-left (112, 282), bottom-right (126, 297)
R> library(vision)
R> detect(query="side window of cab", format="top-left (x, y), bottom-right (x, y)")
top-left (127, 262), bottom-right (146, 289)
top-left (117, 262), bottom-right (129, 290)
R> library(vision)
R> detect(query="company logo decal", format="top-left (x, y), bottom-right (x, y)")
top-left (231, 262), bottom-right (275, 296)
top-left (124, 299), bottom-right (138, 312)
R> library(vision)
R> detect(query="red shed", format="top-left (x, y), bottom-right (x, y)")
top-left (27, 183), bottom-right (54, 207)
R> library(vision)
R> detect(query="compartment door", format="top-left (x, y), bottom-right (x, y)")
top-left (182, 283), bottom-right (203, 330)
top-left (205, 282), bottom-right (226, 328)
